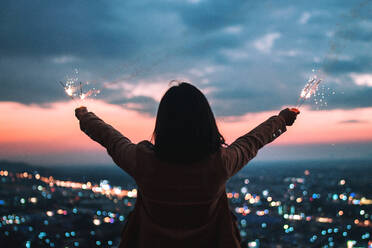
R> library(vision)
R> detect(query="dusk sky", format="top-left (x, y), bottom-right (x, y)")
top-left (1, 0), bottom-right (372, 166)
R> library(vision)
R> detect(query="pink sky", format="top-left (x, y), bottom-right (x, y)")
top-left (1, 100), bottom-right (372, 165)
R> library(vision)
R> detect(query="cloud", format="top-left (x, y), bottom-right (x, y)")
top-left (176, 0), bottom-right (253, 32)
top-left (276, 50), bottom-right (302, 57)
top-left (219, 48), bottom-right (250, 61)
top-left (335, 25), bottom-right (372, 42)
top-left (326, 87), bottom-right (372, 109)
top-left (253, 33), bottom-right (281, 54)
top-left (223, 25), bottom-right (243, 34)
top-left (323, 56), bottom-right (372, 75)
top-left (339, 119), bottom-right (368, 124)
top-left (299, 12), bottom-right (312, 24)
top-left (104, 81), bottom-right (169, 102)
top-left (114, 96), bottom-right (159, 115)
top-left (52, 56), bottom-right (79, 64)
top-left (187, 0), bottom-right (202, 4)
top-left (349, 73), bottom-right (372, 87)
top-left (0, 0), bottom-right (372, 116)
top-left (0, 1), bottom-right (137, 58)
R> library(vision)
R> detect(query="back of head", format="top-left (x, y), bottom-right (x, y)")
top-left (153, 82), bottom-right (225, 164)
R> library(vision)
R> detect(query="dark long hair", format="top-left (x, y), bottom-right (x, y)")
top-left (153, 82), bottom-right (225, 164)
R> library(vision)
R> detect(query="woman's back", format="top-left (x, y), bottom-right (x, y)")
top-left (121, 141), bottom-right (239, 248)
top-left (75, 82), bottom-right (298, 247)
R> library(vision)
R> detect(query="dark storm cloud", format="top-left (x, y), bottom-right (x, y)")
top-left (0, 57), bottom-right (68, 103)
top-left (0, 0), bottom-right (372, 115)
top-left (323, 56), bottom-right (372, 75)
top-left (336, 27), bottom-right (372, 42)
top-left (176, 0), bottom-right (255, 32)
top-left (0, 1), bottom-right (139, 58)
top-left (327, 87), bottom-right (372, 109)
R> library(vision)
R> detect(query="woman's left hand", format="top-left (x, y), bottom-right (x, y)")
top-left (75, 106), bottom-right (88, 120)
top-left (279, 108), bottom-right (300, 126)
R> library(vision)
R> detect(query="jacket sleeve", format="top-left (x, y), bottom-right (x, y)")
top-left (221, 115), bottom-right (286, 178)
top-left (79, 112), bottom-right (137, 177)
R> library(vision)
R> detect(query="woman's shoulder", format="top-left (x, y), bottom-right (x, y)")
top-left (136, 140), bottom-right (155, 153)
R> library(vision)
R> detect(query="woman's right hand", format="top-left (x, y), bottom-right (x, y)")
top-left (75, 106), bottom-right (88, 120)
top-left (279, 108), bottom-right (300, 126)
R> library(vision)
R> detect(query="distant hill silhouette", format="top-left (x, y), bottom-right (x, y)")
top-left (0, 160), bottom-right (135, 187)
top-left (0, 160), bottom-right (48, 173)
top-left (1, 159), bottom-right (371, 187)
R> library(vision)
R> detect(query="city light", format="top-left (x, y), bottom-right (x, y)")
top-left (93, 219), bottom-right (101, 226)
top-left (1, 162), bottom-right (371, 247)
top-left (316, 217), bottom-right (333, 223)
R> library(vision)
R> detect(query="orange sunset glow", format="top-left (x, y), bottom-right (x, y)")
top-left (1, 100), bottom-right (372, 164)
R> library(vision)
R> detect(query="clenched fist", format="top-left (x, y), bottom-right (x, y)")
top-left (75, 106), bottom-right (88, 120)
top-left (279, 108), bottom-right (300, 126)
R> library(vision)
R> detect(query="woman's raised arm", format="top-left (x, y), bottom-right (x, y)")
top-left (221, 108), bottom-right (299, 178)
top-left (75, 107), bottom-right (137, 178)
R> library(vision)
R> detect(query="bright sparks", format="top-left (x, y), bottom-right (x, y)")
top-left (59, 69), bottom-right (100, 102)
top-left (298, 77), bottom-right (322, 107)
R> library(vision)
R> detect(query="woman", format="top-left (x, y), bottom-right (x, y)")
top-left (75, 82), bottom-right (299, 248)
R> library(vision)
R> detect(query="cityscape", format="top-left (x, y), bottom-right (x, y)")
top-left (0, 160), bottom-right (371, 248)
top-left (1, 1), bottom-right (372, 248)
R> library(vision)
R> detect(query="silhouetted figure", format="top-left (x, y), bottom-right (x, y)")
top-left (75, 82), bottom-right (299, 248)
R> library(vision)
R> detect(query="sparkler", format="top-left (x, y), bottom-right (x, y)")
top-left (297, 76), bottom-right (322, 108)
top-left (59, 81), bottom-right (78, 103)
top-left (79, 87), bottom-right (101, 100)
top-left (59, 77), bottom-right (100, 103)
top-left (80, 81), bottom-right (83, 97)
